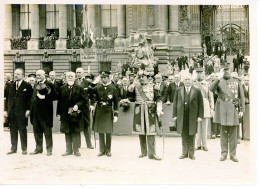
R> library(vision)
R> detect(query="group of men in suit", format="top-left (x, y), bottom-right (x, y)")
top-left (4, 60), bottom-right (247, 162)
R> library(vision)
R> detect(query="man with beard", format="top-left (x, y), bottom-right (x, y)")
top-left (57, 72), bottom-right (88, 156)
top-left (173, 73), bottom-right (204, 160)
top-left (128, 70), bottom-right (163, 160)
top-left (90, 71), bottom-right (119, 157)
top-left (4, 69), bottom-right (33, 155)
top-left (210, 65), bottom-right (245, 162)
top-left (30, 70), bottom-right (57, 156)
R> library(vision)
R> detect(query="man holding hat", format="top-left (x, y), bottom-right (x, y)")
top-left (210, 64), bottom-right (245, 162)
top-left (193, 68), bottom-right (214, 152)
top-left (30, 70), bottom-right (58, 156)
top-left (4, 68), bottom-right (33, 155)
top-left (57, 72), bottom-right (88, 156)
top-left (90, 71), bottom-right (119, 157)
top-left (128, 70), bottom-right (163, 160)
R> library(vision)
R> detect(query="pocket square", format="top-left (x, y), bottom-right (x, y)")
top-left (23, 89), bottom-right (27, 91)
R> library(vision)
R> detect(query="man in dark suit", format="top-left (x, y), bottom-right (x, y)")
top-left (75, 67), bottom-right (94, 149)
top-left (49, 71), bottom-right (62, 93)
top-left (30, 70), bottom-right (58, 156)
top-left (57, 72), bottom-right (88, 156)
top-left (4, 73), bottom-right (14, 128)
top-left (177, 55), bottom-right (183, 71)
top-left (173, 73), bottom-right (204, 160)
top-left (154, 74), bottom-right (168, 103)
top-left (4, 69), bottom-right (33, 155)
top-left (90, 71), bottom-right (119, 157)
top-left (167, 74), bottom-right (184, 103)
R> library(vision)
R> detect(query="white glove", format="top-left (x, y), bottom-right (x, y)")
top-left (217, 69), bottom-right (224, 80)
top-left (25, 110), bottom-right (30, 118)
top-left (210, 109), bottom-right (215, 117)
top-left (90, 105), bottom-right (95, 112)
top-left (165, 101), bottom-right (171, 105)
top-left (37, 93), bottom-right (45, 99)
top-left (113, 116), bottom-right (118, 123)
top-left (172, 117), bottom-right (177, 121)
top-left (73, 105), bottom-right (78, 111)
top-left (3, 111), bottom-right (8, 118)
top-left (197, 117), bottom-right (202, 122)
top-left (56, 115), bottom-right (60, 120)
top-left (239, 112), bottom-right (243, 118)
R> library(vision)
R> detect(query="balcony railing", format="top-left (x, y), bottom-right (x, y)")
top-left (10, 37), bottom-right (29, 50)
top-left (96, 37), bottom-right (115, 49)
top-left (67, 36), bottom-right (82, 49)
top-left (39, 36), bottom-right (57, 49)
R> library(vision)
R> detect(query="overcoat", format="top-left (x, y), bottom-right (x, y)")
top-left (91, 83), bottom-right (119, 133)
top-left (210, 77), bottom-right (245, 126)
top-left (173, 86), bottom-right (204, 135)
top-left (5, 80), bottom-right (33, 126)
top-left (57, 84), bottom-right (88, 134)
top-left (30, 80), bottom-right (57, 127)
top-left (167, 82), bottom-right (184, 102)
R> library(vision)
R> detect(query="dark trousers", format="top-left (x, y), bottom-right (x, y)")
top-left (99, 133), bottom-right (111, 153)
top-left (211, 120), bottom-right (220, 136)
top-left (83, 120), bottom-right (93, 148)
top-left (220, 125), bottom-right (237, 158)
top-left (139, 135), bottom-right (155, 156)
top-left (9, 116), bottom-right (27, 152)
top-left (32, 114), bottom-right (53, 153)
top-left (65, 132), bottom-right (80, 154)
top-left (181, 132), bottom-right (195, 158)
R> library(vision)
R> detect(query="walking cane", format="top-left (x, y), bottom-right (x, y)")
top-left (156, 113), bottom-right (165, 160)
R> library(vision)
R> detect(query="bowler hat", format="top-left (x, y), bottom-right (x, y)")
top-left (100, 71), bottom-right (110, 78)
top-left (28, 73), bottom-right (36, 78)
top-left (36, 83), bottom-right (51, 95)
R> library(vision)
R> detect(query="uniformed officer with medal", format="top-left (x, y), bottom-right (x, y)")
top-left (210, 64), bottom-right (245, 162)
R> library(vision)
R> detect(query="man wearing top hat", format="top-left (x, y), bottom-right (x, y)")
top-left (90, 71), bottom-right (119, 157)
top-left (57, 72), bottom-right (88, 156)
top-left (4, 68), bottom-right (33, 155)
top-left (128, 70), bottom-right (163, 160)
top-left (193, 68), bottom-right (214, 152)
top-left (210, 64), bottom-right (245, 162)
top-left (30, 69), bottom-right (58, 156)
top-left (75, 67), bottom-right (94, 149)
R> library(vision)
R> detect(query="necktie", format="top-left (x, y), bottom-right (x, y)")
top-left (16, 81), bottom-right (19, 90)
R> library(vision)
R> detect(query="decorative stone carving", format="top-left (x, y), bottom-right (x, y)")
top-left (179, 5), bottom-right (190, 33)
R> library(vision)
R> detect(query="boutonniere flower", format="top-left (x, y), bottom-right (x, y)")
top-left (23, 89), bottom-right (27, 91)
top-left (108, 94), bottom-right (113, 99)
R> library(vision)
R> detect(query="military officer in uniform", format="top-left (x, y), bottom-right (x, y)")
top-left (210, 64), bottom-right (245, 162)
top-left (90, 71), bottom-right (119, 157)
top-left (193, 68), bottom-right (214, 151)
top-left (128, 70), bottom-right (163, 160)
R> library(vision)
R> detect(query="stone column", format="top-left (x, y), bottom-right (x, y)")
top-left (115, 5), bottom-right (126, 50)
top-left (87, 5), bottom-right (96, 34)
top-left (137, 5), bottom-right (147, 31)
top-left (117, 5), bottom-right (126, 38)
top-left (56, 4), bottom-right (67, 49)
top-left (169, 5), bottom-right (179, 33)
top-left (4, 4), bottom-right (12, 50)
top-left (28, 4), bottom-right (39, 50)
top-left (154, 5), bottom-right (168, 32)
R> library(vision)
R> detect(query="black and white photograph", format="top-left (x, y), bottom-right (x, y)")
top-left (0, 0), bottom-right (258, 187)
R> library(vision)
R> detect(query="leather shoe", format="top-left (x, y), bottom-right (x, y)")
top-left (220, 156), bottom-right (227, 161)
top-left (195, 146), bottom-right (201, 151)
top-left (106, 152), bottom-right (112, 157)
top-left (139, 153), bottom-right (147, 158)
top-left (88, 146), bottom-right (94, 149)
top-left (62, 152), bottom-right (72, 156)
top-left (179, 155), bottom-right (188, 159)
top-left (230, 156), bottom-right (239, 162)
top-left (211, 135), bottom-right (216, 139)
top-left (97, 152), bottom-right (105, 157)
top-left (74, 152), bottom-right (81, 157)
top-left (189, 156), bottom-right (195, 160)
top-left (30, 151), bottom-right (42, 155)
top-left (47, 151), bottom-right (52, 156)
top-left (22, 151), bottom-right (27, 155)
top-left (148, 155), bottom-right (161, 160)
top-left (6, 151), bottom-right (16, 155)
top-left (203, 146), bottom-right (208, 151)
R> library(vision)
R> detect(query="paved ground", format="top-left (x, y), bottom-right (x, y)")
top-left (0, 130), bottom-right (255, 185)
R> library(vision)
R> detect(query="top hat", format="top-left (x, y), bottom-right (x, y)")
top-left (28, 73), bottom-right (36, 78)
top-left (100, 71), bottom-right (110, 78)
top-left (36, 83), bottom-right (51, 95)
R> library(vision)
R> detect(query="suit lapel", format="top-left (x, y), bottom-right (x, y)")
top-left (16, 80), bottom-right (26, 94)
top-left (189, 87), bottom-right (195, 103)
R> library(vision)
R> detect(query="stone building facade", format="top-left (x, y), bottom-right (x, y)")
top-left (4, 4), bottom-right (249, 78)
